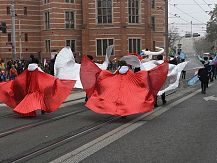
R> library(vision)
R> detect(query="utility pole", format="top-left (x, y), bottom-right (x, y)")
top-left (11, 0), bottom-right (17, 60)
top-left (18, 19), bottom-right (22, 59)
top-left (165, 0), bottom-right (169, 59)
top-left (191, 21), bottom-right (192, 36)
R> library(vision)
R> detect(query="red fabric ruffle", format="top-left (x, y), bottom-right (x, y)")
top-left (80, 55), bottom-right (101, 98)
top-left (0, 69), bottom-right (75, 116)
top-left (80, 55), bottom-right (168, 116)
top-left (148, 61), bottom-right (169, 96)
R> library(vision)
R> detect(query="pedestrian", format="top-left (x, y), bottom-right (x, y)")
top-left (9, 65), bottom-right (18, 80)
top-left (49, 50), bottom-right (58, 76)
top-left (178, 50), bottom-right (187, 79)
top-left (198, 61), bottom-right (209, 94)
top-left (203, 57), bottom-right (212, 87)
top-left (85, 55), bottom-right (94, 102)
top-left (29, 54), bottom-right (39, 65)
top-left (1, 70), bottom-right (7, 82)
top-left (155, 54), bottom-right (167, 107)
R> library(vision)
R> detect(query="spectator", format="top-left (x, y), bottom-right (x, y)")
top-left (9, 65), bottom-right (18, 80)
top-left (155, 54), bottom-right (167, 107)
top-left (29, 54), bottom-right (39, 64)
top-left (198, 61), bottom-right (209, 94)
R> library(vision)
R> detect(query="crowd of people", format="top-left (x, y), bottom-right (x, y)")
top-left (0, 55), bottom-right (54, 82)
top-left (0, 45), bottom-right (216, 117)
top-left (198, 55), bottom-right (217, 94)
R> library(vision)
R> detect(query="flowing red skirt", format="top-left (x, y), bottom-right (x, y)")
top-left (81, 55), bottom-right (168, 116)
top-left (0, 69), bottom-right (75, 116)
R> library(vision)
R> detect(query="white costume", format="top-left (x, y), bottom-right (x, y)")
top-left (141, 47), bottom-right (164, 61)
top-left (54, 46), bottom-right (113, 88)
top-left (139, 48), bottom-right (187, 96)
top-left (157, 61), bottom-right (188, 95)
top-left (28, 63), bottom-right (43, 72)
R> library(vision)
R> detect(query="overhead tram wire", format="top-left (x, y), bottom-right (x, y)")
top-left (169, 23), bottom-right (206, 25)
top-left (169, 3), bottom-right (212, 6)
top-left (168, 12), bottom-right (189, 23)
top-left (169, 3), bottom-right (207, 25)
top-left (192, 0), bottom-right (210, 15)
top-left (201, 0), bottom-right (212, 9)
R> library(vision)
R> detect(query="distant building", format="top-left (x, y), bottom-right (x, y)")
top-left (0, 0), bottom-right (165, 61)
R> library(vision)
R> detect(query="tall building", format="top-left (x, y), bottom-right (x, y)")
top-left (0, 0), bottom-right (166, 61)
top-left (151, 0), bottom-right (165, 50)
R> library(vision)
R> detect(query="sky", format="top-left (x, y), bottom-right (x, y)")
top-left (168, 0), bottom-right (217, 37)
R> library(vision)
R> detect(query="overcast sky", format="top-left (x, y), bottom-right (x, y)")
top-left (168, 0), bottom-right (216, 36)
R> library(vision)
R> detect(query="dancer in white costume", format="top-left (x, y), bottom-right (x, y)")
top-left (141, 47), bottom-right (164, 61)
top-left (140, 48), bottom-right (187, 97)
top-left (54, 46), bottom-right (113, 88)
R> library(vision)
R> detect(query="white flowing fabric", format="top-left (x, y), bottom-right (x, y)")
top-left (157, 61), bottom-right (188, 95)
top-left (120, 55), bottom-right (141, 68)
top-left (140, 60), bottom-right (164, 71)
top-left (54, 46), bottom-right (112, 88)
top-left (140, 60), bottom-right (188, 95)
top-left (184, 56), bottom-right (203, 71)
top-left (141, 47), bottom-right (164, 60)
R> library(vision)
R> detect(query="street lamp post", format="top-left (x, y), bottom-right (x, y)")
top-left (165, 0), bottom-right (169, 59)
top-left (18, 19), bottom-right (22, 59)
top-left (10, 0), bottom-right (17, 60)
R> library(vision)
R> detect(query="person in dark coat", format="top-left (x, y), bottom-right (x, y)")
top-left (49, 54), bottom-right (57, 76)
top-left (29, 54), bottom-right (39, 64)
top-left (85, 55), bottom-right (94, 102)
top-left (198, 62), bottom-right (209, 94)
top-left (155, 54), bottom-right (167, 107)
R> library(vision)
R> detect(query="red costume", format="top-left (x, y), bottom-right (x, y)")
top-left (0, 69), bottom-right (75, 116)
top-left (80, 56), bottom-right (168, 116)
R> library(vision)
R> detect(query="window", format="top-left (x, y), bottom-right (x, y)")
top-left (8, 33), bottom-right (11, 42)
top-left (44, 12), bottom-right (50, 29)
top-left (96, 39), bottom-right (114, 56)
top-left (97, 0), bottom-right (112, 24)
top-left (151, 16), bottom-right (155, 31)
top-left (128, 38), bottom-right (141, 54)
top-left (151, 0), bottom-right (155, 8)
top-left (7, 6), bottom-right (10, 15)
top-left (44, 0), bottom-right (49, 4)
top-left (45, 40), bottom-right (51, 52)
top-left (24, 7), bottom-right (27, 15)
top-left (65, 11), bottom-right (75, 28)
top-left (25, 33), bottom-right (28, 42)
top-left (65, 0), bottom-right (75, 3)
top-left (66, 40), bottom-right (75, 52)
top-left (128, 0), bottom-right (139, 23)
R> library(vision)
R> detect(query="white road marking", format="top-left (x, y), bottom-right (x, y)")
top-left (203, 95), bottom-right (217, 101)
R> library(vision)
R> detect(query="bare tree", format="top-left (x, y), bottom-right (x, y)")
top-left (168, 26), bottom-right (181, 48)
top-left (206, 4), bottom-right (217, 43)
top-left (193, 37), bottom-right (212, 54)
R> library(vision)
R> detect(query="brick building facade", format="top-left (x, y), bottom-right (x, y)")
top-left (0, 0), bottom-right (165, 62)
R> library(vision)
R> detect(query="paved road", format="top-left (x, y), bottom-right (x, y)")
top-left (0, 76), bottom-right (216, 163)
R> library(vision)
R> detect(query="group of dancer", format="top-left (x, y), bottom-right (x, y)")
top-left (0, 46), bottom-right (188, 117)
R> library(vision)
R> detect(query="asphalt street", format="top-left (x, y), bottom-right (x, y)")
top-left (76, 83), bottom-right (217, 163)
top-left (0, 78), bottom-right (216, 163)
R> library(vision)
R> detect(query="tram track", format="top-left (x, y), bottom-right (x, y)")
top-left (4, 116), bottom-right (120, 163)
top-left (0, 97), bottom-right (86, 138)
top-left (0, 90), bottom-right (177, 138)
top-left (0, 91), bottom-right (85, 119)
